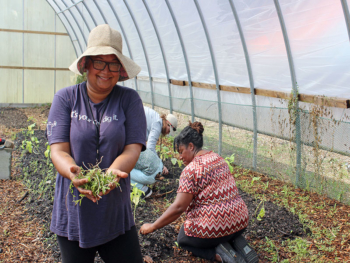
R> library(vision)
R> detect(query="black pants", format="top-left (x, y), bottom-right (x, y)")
top-left (57, 226), bottom-right (143, 263)
top-left (177, 225), bottom-right (246, 261)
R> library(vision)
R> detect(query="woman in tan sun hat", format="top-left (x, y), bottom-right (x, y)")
top-left (46, 24), bottom-right (145, 262)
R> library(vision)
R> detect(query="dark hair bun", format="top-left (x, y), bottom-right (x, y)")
top-left (189, 121), bottom-right (204, 136)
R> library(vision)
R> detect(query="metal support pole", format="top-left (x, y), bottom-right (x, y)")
top-left (274, 0), bottom-right (302, 187)
top-left (22, 0), bottom-right (24, 103)
top-left (57, 0), bottom-right (83, 14)
top-left (143, 0), bottom-right (173, 113)
top-left (165, 0), bottom-right (194, 121)
top-left (93, 0), bottom-right (107, 23)
top-left (81, 1), bottom-right (97, 27)
top-left (124, 0), bottom-right (154, 109)
top-left (61, 0), bottom-right (87, 46)
top-left (194, 0), bottom-right (222, 155)
top-left (71, 0), bottom-right (92, 32)
top-left (46, 1), bottom-right (79, 56)
top-left (50, 1), bottom-right (83, 54)
top-left (229, 0), bottom-right (258, 170)
top-left (341, 0), bottom-right (350, 42)
top-left (107, 0), bottom-right (138, 90)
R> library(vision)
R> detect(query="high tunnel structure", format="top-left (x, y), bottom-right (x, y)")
top-left (2, 0), bottom-right (350, 198)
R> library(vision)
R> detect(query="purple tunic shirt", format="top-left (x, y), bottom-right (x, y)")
top-left (47, 82), bottom-right (146, 248)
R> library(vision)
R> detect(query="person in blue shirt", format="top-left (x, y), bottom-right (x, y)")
top-left (47, 24), bottom-right (146, 263)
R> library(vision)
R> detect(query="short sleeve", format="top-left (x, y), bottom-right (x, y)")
top-left (46, 90), bottom-right (72, 145)
top-left (177, 165), bottom-right (198, 195)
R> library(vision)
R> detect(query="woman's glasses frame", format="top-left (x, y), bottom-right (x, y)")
top-left (88, 57), bottom-right (121, 72)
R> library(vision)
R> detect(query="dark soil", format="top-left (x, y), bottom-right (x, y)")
top-left (2, 106), bottom-right (348, 262)
top-left (0, 108), bottom-right (32, 129)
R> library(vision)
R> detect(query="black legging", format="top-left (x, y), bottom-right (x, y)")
top-left (177, 225), bottom-right (246, 261)
top-left (57, 226), bottom-right (143, 263)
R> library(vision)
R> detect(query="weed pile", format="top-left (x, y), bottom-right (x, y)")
top-left (70, 163), bottom-right (120, 205)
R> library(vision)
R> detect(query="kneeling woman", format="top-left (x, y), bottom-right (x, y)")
top-left (140, 122), bottom-right (258, 263)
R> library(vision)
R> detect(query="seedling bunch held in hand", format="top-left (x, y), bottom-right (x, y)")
top-left (70, 161), bottom-right (120, 205)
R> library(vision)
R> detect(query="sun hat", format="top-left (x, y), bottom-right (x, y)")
top-left (69, 24), bottom-right (141, 81)
top-left (166, 114), bottom-right (178, 136)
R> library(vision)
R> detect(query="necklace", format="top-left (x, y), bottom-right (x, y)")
top-left (83, 84), bottom-right (111, 161)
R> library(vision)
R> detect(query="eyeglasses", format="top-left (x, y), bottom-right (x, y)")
top-left (89, 58), bottom-right (121, 72)
top-left (167, 121), bottom-right (176, 132)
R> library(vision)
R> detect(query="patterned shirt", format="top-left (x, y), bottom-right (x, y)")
top-left (177, 151), bottom-right (249, 238)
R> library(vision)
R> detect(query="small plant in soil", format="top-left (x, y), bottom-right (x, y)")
top-left (130, 184), bottom-right (145, 220)
top-left (224, 153), bottom-right (235, 173)
top-left (156, 145), bottom-right (172, 161)
top-left (70, 160), bottom-right (120, 205)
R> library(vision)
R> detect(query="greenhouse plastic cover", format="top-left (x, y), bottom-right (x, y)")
top-left (47, 0), bottom-right (350, 101)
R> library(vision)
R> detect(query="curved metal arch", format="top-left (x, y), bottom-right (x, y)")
top-left (106, 0), bottom-right (139, 91)
top-left (47, 0), bottom-right (82, 55)
top-left (165, 0), bottom-right (194, 122)
top-left (142, 0), bottom-right (173, 113)
top-left (57, 0), bottom-right (83, 13)
top-left (124, 0), bottom-right (155, 109)
top-left (70, 0), bottom-right (92, 32)
top-left (93, 0), bottom-right (108, 24)
top-left (228, 0), bottom-right (257, 169)
top-left (274, 0), bottom-right (301, 186)
top-left (80, 1), bottom-right (97, 27)
top-left (61, 0), bottom-right (87, 46)
top-left (341, 0), bottom-right (350, 42)
top-left (194, 0), bottom-right (222, 154)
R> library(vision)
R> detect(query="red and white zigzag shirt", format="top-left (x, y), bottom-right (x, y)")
top-left (177, 151), bottom-right (249, 238)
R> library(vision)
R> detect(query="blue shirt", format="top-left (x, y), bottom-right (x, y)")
top-left (47, 82), bottom-right (146, 248)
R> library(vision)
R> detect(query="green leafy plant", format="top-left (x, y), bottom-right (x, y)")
top-left (69, 161), bottom-right (120, 205)
top-left (255, 200), bottom-right (266, 221)
top-left (156, 145), bottom-right (172, 161)
top-left (224, 153), bottom-right (235, 173)
top-left (171, 157), bottom-right (183, 168)
top-left (76, 72), bottom-right (87, 84)
top-left (21, 136), bottom-right (39, 154)
top-left (44, 143), bottom-right (51, 158)
top-left (130, 183), bottom-right (145, 220)
top-left (262, 181), bottom-right (269, 191)
top-left (251, 176), bottom-right (261, 186)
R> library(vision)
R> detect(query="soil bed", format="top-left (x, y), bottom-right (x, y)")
top-left (0, 106), bottom-right (348, 262)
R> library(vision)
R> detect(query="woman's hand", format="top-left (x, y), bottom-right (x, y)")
top-left (162, 166), bottom-right (169, 175)
top-left (140, 223), bottom-right (156, 235)
top-left (69, 165), bottom-right (99, 203)
top-left (97, 168), bottom-right (129, 197)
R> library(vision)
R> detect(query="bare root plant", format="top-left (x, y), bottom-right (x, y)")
top-left (69, 158), bottom-right (120, 205)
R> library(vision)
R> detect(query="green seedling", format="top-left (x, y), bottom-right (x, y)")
top-left (70, 161), bottom-right (120, 205)
top-left (44, 143), bottom-right (51, 158)
top-left (251, 177), bottom-right (261, 186)
top-left (171, 157), bottom-right (183, 168)
top-left (224, 154), bottom-right (235, 173)
top-left (130, 183), bottom-right (145, 220)
top-left (255, 200), bottom-right (265, 221)
top-left (156, 145), bottom-right (172, 161)
top-left (262, 181), bottom-right (269, 191)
